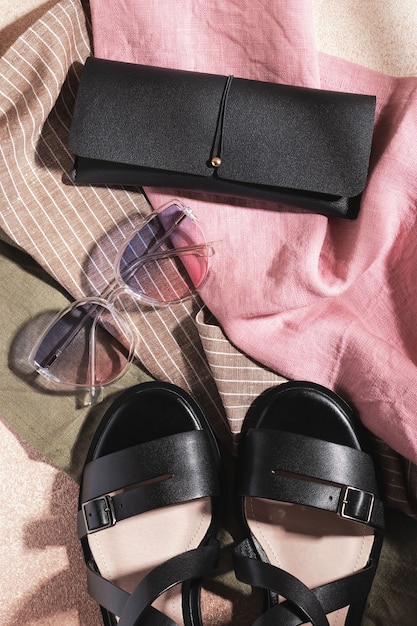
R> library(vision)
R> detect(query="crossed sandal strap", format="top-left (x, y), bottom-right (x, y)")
top-left (87, 542), bottom-right (220, 626)
top-left (78, 429), bottom-right (219, 537)
top-left (234, 540), bottom-right (376, 626)
top-left (236, 429), bottom-right (384, 529)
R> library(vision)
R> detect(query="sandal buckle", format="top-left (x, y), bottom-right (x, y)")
top-left (339, 486), bottom-right (374, 524)
top-left (82, 495), bottom-right (116, 534)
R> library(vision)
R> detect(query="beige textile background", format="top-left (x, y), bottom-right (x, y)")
top-left (0, 0), bottom-right (56, 55)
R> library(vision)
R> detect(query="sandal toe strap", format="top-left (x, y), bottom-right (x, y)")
top-left (237, 429), bottom-right (384, 530)
top-left (234, 540), bottom-right (375, 626)
top-left (87, 542), bottom-right (220, 626)
top-left (78, 430), bottom-right (220, 538)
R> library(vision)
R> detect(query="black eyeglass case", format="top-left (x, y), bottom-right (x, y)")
top-left (69, 56), bottom-right (376, 219)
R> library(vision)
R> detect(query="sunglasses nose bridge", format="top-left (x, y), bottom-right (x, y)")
top-left (106, 283), bottom-right (132, 306)
top-left (99, 277), bottom-right (120, 300)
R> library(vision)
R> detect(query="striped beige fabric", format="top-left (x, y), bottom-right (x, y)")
top-left (0, 0), bottom-right (416, 519)
top-left (0, 0), bottom-right (230, 448)
top-left (196, 308), bottom-right (286, 442)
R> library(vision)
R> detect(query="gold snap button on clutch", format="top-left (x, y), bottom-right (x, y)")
top-left (211, 156), bottom-right (222, 167)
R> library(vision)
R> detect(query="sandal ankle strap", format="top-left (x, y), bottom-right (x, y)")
top-left (234, 539), bottom-right (376, 626)
top-left (87, 542), bottom-right (220, 626)
top-left (78, 429), bottom-right (220, 538)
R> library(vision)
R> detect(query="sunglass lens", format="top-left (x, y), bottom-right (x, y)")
top-left (118, 203), bottom-right (208, 304)
top-left (122, 251), bottom-right (208, 303)
top-left (32, 301), bottom-right (133, 388)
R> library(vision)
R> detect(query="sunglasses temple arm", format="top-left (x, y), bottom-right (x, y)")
top-left (38, 277), bottom-right (121, 368)
top-left (146, 212), bottom-right (188, 256)
top-left (119, 243), bottom-right (211, 285)
top-left (146, 242), bottom-right (211, 259)
top-left (115, 214), bottom-right (188, 286)
top-left (86, 318), bottom-right (103, 406)
top-left (39, 303), bottom-right (101, 369)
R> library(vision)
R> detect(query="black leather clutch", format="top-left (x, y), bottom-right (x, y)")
top-left (69, 57), bottom-right (376, 219)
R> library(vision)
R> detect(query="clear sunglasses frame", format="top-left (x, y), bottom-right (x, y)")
top-left (28, 200), bottom-right (212, 404)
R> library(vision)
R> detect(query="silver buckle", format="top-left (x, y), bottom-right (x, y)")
top-left (340, 486), bottom-right (374, 524)
top-left (82, 495), bottom-right (116, 534)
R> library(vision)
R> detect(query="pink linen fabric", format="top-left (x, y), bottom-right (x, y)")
top-left (90, 1), bottom-right (417, 465)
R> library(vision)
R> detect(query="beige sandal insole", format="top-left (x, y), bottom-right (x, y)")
top-left (246, 498), bottom-right (374, 626)
top-left (89, 497), bottom-right (212, 624)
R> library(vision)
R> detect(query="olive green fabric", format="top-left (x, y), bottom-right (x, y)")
top-left (364, 508), bottom-right (417, 625)
top-left (0, 239), bottom-right (151, 481)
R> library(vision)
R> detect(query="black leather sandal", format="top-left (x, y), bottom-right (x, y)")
top-left (234, 381), bottom-right (384, 626)
top-left (77, 381), bottom-right (224, 626)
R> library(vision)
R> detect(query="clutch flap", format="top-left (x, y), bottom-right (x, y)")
top-left (70, 58), bottom-right (376, 198)
top-left (69, 58), bottom-right (226, 178)
top-left (219, 79), bottom-right (376, 197)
